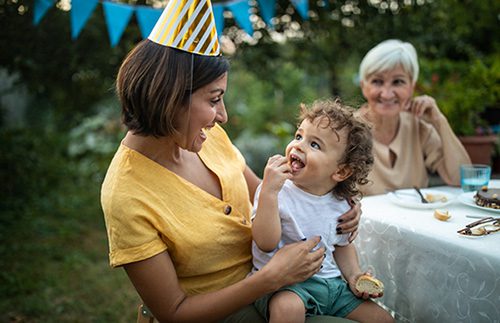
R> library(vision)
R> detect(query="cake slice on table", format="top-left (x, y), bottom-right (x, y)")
top-left (474, 187), bottom-right (500, 209)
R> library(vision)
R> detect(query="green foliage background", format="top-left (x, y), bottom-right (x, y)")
top-left (0, 0), bottom-right (499, 321)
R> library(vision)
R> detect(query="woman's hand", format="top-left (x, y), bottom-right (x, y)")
top-left (405, 95), bottom-right (443, 124)
top-left (337, 200), bottom-right (361, 243)
top-left (347, 272), bottom-right (384, 300)
top-left (260, 236), bottom-right (325, 290)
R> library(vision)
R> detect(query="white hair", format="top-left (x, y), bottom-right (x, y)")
top-left (359, 39), bottom-right (419, 84)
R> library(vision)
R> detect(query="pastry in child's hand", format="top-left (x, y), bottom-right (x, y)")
top-left (355, 275), bottom-right (384, 295)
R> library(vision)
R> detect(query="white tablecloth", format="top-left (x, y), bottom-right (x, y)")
top-left (355, 180), bottom-right (500, 323)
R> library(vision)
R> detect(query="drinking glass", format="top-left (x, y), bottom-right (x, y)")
top-left (460, 164), bottom-right (491, 192)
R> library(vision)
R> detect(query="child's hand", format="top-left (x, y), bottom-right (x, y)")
top-left (261, 155), bottom-right (292, 194)
top-left (348, 272), bottom-right (384, 300)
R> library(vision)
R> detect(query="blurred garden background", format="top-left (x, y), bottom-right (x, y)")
top-left (1, 0), bottom-right (499, 321)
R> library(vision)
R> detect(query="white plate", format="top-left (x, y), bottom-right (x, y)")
top-left (458, 192), bottom-right (500, 214)
top-left (387, 189), bottom-right (455, 209)
top-left (457, 232), bottom-right (484, 239)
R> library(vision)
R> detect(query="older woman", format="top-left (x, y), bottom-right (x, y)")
top-left (357, 39), bottom-right (471, 196)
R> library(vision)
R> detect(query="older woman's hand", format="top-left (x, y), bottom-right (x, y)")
top-left (337, 200), bottom-right (361, 243)
top-left (406, 95), bottom-right (443, 124)
top-left (261, 236), bottom-right (325, 290)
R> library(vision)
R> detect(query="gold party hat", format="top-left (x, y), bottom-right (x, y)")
top-left (148, 0), bottom-right (220, 56)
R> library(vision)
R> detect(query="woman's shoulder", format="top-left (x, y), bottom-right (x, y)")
top-left (101, 144), bottom-right (173, 206)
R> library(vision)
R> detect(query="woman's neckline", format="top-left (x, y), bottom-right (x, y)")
top-left (360, 105), bottom-right (400, 146)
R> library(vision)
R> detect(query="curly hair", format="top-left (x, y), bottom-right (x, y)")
top-left (298, 98), bottom-right (373, 200)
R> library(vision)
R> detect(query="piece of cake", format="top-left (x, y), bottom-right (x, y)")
top-left (434, 209), bottom-right (451, 221)
top-left (474, 187), bottom-right (500, 209)
top-left (425, 193), bottom-right (448, 203)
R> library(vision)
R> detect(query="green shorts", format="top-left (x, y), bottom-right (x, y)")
top-left (254, 276), bottom-right (363, 320)
top-left (220, 303), bottom-right (355, 323)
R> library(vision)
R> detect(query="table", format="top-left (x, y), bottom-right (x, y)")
top-left (354, 180), bottom-right (500, 323)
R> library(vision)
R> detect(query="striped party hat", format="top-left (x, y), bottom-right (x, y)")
top-left (148, 0), bottom-right (220, 56)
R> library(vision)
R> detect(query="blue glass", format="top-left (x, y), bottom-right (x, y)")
top-left (460, 164), bottom-right (491, 192)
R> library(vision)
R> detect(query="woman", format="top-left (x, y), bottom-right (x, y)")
top-left (357, 39), bottom-right (471, 196)
top-left (100, 1), bottom-right (361, 321)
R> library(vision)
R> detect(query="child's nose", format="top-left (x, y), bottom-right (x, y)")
top-left (293, 140), bottom-right (305, 152)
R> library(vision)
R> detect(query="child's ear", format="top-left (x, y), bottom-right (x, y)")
top-left (332, 165), bottom-right (353, 182)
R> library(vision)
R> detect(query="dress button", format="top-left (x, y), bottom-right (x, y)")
top-left (224, 205), bottom-right (232, 215)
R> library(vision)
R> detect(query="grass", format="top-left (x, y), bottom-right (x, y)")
top-left (0, 130), bottom-right (140, 322)
top-left (0, 196), bottom-right (140, 322)
top-left (0, 188), bottom-right (140, 323)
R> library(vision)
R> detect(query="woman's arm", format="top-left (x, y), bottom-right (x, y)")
top-left (125, 237), bottom-right (325, 322)
top-left (434, 114), bottom-right (471, 185)
top-left (407, 95), bottom-right (471, 185)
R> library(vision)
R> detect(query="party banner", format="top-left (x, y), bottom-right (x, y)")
top-left (33, 0), bottom-right (54, 25)
top-left (135, 6), bottom-right (163, 39)
top-left (33, 0), bottom-right (312, 47)
top-left (102, 1), bottom-right (135, 47)
top-left (213, 3), bottom-right (225, 38)
top-left (227, 0), bottom-right (253, 36)
top-left (257, 0), bottom-right (276, 26)
top-left (71, 0), bottom-right (99, 39)
top-left (291, 0), bottom-right (309, 20)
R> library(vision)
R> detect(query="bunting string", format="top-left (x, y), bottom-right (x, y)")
top-left (33, 0), bottom-right (309, 47)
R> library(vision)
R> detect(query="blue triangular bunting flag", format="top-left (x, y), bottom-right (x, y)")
top-left (71, 0), bottom-right (99, 39)
top-left (257, 0), bottom-right (276, 26)
top-left (31, 0), bottom-right (305, 45)
top-left (135, 6), bottom-right (162, 39)
top-left (33, 0), bottom-right (54, 26)
top-left (227, 0), bottom-right (253, 36)
top-left (212, 4), bottom-right (225, 38)
top-left (102, 1), bottom-right (135, 47)
top-left (291, 0), bottom-right (309, 20)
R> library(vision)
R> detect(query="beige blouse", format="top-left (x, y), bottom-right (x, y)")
top-left (360, 111), bottom-right (471, 196)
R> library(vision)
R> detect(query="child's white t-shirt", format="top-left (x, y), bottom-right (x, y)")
top-left (251, 179), bottom-right (351, 278)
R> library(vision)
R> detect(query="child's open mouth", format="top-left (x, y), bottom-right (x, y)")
top-left (290, 153), bottom-right (305, 173)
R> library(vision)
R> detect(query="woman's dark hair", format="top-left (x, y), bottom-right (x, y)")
top-left (298, 98), bottom-right (374, 200)
top-left (116, 39), bottom-right (230, 136)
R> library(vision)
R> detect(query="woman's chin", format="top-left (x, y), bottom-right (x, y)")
top-left (374, 105), bottom-right (401, 116)
top-left (190, 136), bottom-right (207, 152)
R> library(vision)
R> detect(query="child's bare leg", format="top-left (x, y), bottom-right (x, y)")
top-left (346, 300), bottom-right (394, 323)
top-left (268, 290), bottom-right (306, 323)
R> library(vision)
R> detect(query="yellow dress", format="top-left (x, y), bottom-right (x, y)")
top-left (101, 124), bottom-right (253, 295)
